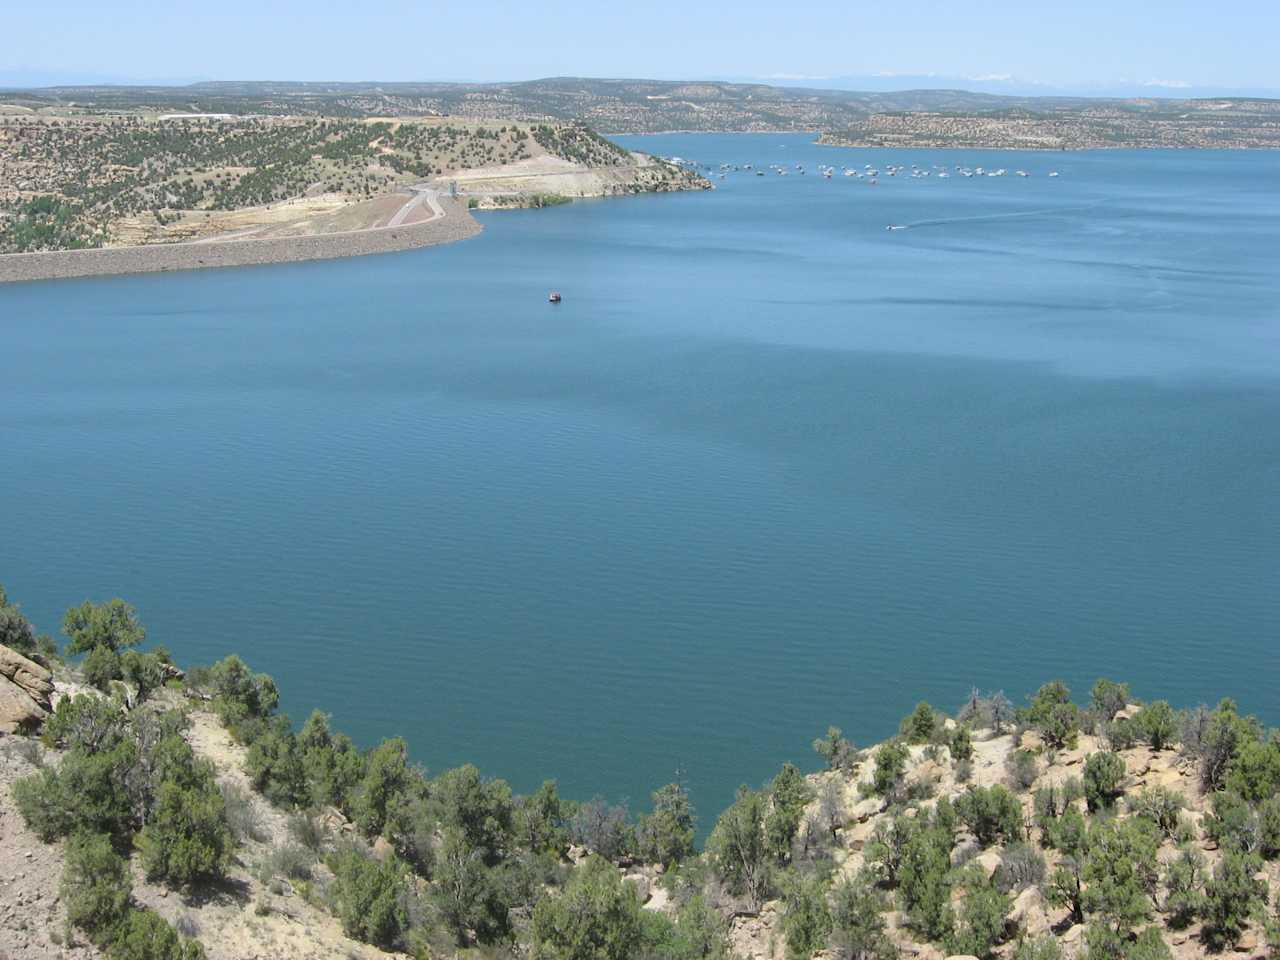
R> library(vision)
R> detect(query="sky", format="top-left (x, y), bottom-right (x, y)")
top-left (3, 0), bottom-right (1277, 94)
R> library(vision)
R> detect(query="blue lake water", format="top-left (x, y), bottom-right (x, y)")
top-left (2, 134), bottom-right (1278, 827)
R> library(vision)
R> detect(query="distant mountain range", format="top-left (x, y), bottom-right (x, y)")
top-left (745, 73), bottom-right (1280, 101)
top-left (5, 69), bottom-right (1277, 101)
top-left (4, 76), bottom-right (1278, 148)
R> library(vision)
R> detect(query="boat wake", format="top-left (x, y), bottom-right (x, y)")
top-left (897, 202), bottom-right (1103, 231)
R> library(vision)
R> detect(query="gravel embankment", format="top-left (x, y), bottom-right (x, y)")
top-left (0, 198), bottom-right (482, 285)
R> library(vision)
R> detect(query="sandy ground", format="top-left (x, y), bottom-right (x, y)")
top-left (130, 710), bottom-right (406, 960)
top-left (0, 739), bottom-right (98, 959)
top-left (447, 152), bottom-right (694, 203)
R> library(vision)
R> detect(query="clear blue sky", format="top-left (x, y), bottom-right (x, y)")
top-left (5, 0), bottom-right (1276, 92)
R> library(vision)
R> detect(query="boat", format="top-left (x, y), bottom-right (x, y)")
top-left (548, 292), bottom-right (562, 303)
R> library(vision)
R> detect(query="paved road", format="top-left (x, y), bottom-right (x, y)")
top-left (387, 185), bottom-right (444, 228)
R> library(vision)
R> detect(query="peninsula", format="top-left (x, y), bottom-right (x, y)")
top-left (0, 114), bottom-right (708, 281)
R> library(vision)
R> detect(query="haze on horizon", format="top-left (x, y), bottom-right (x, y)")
top-left (4, 0), bottom-right (1277, 97)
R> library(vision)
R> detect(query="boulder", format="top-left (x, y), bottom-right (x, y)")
top-left (372, 836), bottom-right (395, 862)
top-left (0, 679), bottom-right (47, 733)
top-left (0, 644), bottom-right (53, 733)
top-left (911, 761), bottom-right (944, 789)
top-left (1010, 886), bottom-right (1052, 937)
top-left (973, 849), bottom-right (1003, 878)
top-left (849, 797), bottom-right (882, 823)
top-left (0, 645), bottom-right (53, 698)
top-left (1056, 748), bottom-right (1085, 767)
top-left (1062, 924), bottom-right (1087, 945)
top-left (1235, 929), bottom-right (1259, 953)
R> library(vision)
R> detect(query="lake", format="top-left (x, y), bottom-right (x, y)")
top-left (2, 134), bottom-right (1277, 827)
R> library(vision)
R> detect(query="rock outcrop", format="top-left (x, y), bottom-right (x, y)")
top-left (0, 644), bottom-right (53, 733)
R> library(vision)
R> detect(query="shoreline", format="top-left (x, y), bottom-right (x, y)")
top-left (0, 195), bottom-right (482, 285)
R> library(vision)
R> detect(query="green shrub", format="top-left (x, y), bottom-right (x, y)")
top-left (107, 909), bottom-right (206, 960)
top-left (1201, 851), bottom-right (1267, 950)
top-left (0, 584), bottom-right (38, 654)
top-left (765, 763), bottom-right (812, 863)
top-left (1013, 936), bottom-right (1062, 960)
top-left (780, 870), bottom-right (832, 960)
top-left (1162, 845), bottom-right (1207, 928)
top-left (1081, 819), bottom-right (1158, 940)
top-left (431, 762), bottom-right (515, 860)
top-left (207, 655), bottom-right (279, 737)
top-left (899, 822), bottom-right (953, 941)
top-left (1084, 922), bottom-right (1127, 960)
top-left (431, 828), bottom-right (513, 944)
top-left (138, 775), bottom-right (233, 886)
top-left (329, 847), bottom-right (409, 948)
top-left (668, 894), bottom-right (731, 960)
top-left (1128, 787), bottom-right (1186, 840)
top-left (351, 737), bottom-right (410, 838)
top-left (1225, 738), bottom-right (1280, 804)
top-left (530, 855), bottom-right (644, 960)
top-left (901, 702), bottom-right (942, 744)
top-left (245, 720), bottom-right (309, 807)
top-left (299, 709), bottom-right (365, 810)
top-left (1006, 749), bottom-right (1039, 790)
top-left (15, 739), bottom-right (137, 839)
top-left (1128, 927), bottom-right (1173, 960)
top-left (260, 843), bottom-right (316, 882)
top-left (1089, 679), bottom-right (1130, 722)
top-left (515, 779), bottom-right (569, 856)
top-left (83, 645), bottom-right (123, 691)
top-left (868, 740), bottom-right (909, 799)
top-left (1044, 805), bottom-right (1088, 856)
top-left (1204, 790), bottom-right (1261, 854)
top-left (63, 598), bottom-right (145, 655)
top-left (828, 869), bottom-right (894, 960)
top-left (1195, 699), bottom-right (1261, 792)
top-left (1083, 751), bottom-right (1126, 811)
top-left (1260, 795), bottom-right (1280, 859)
top-left (950, 725), bottom-right (974, 763)
top-left (707, 786), bottom-right (772, 910)
top-left (1025, 682), bottom-right (1079, 749)
top-left (119, 649), bottom-right (169, 703)
top-left (1133, 700), bottom-right (1178, 750)
top-left (13, 767), bottom-right (75, 841)
top-left (955, 785), bottom-right (1023, 847)
top-left (636, 781), bottom-right (695, 867)
top-left (866, 815), bottom-right (914, 886)
top-left (61, 832), bottom-right (132, 944)
top-left (993, 842), bottom-right (1045, 893)
top-left (813, 726), bottom-right (857, 773)
top-left (945, 872), bottom-right (1010, 960)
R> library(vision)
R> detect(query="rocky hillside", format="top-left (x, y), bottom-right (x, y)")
top-left (0, 116), bottom-right (709, 252)
top-left (2, 588), bottom-right (1279, 960)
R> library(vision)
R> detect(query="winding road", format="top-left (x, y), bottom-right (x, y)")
top-left (386, 185), bottom-right (444, 228)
